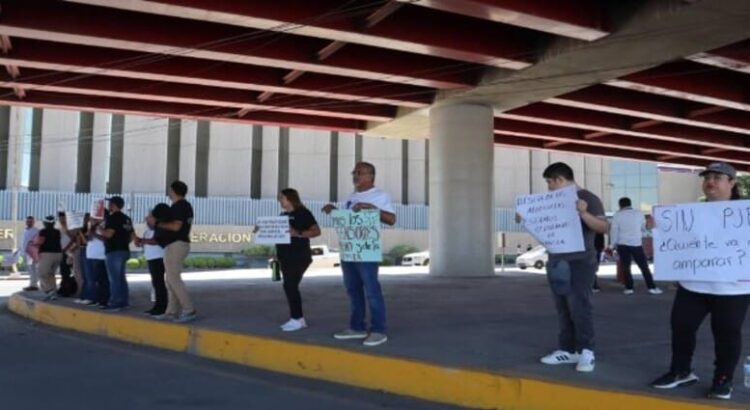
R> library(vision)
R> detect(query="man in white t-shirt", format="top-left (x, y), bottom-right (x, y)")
top-left (323, 162), bottom-right (396, 347)
top-left (21, 216), bottom-right (40, 291)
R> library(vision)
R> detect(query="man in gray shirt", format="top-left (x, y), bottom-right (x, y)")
top-left (519, 162), bottom-right (608, 373)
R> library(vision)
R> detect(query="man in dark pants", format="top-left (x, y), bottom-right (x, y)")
top-left (519, 162), bottom-right (609, 373)
top-left (610, 197), bottom-right (662, 295)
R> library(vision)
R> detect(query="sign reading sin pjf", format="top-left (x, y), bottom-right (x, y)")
top-left (331, 210), bottom-right (382, 262)
top-left (653, 200), bottom-right (750, 282)
top-left (254, 216), bottom-right (291, 245)
top-left (516, 185), bottom-right (584, 254)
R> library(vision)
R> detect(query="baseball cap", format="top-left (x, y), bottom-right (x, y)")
top-left (43, 215), bottom-right (55, 224)
top-left (699, 162), bottom-right (736, 179)
top-left (107, 196), bottom-right (125, 209)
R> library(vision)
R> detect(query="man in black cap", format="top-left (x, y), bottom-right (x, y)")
top-left (96, 196), bottom-right (133, 311)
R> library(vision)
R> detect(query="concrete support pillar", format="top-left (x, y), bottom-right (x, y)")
top-left (429, 103), bottom-right (495, 277)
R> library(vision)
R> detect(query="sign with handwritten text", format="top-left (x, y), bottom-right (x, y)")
top-left (254, 216), bottom-right (291, 245)
top-left (65, 212), bottom-right (85, 230)
top-left (516, 185), bottom-right (584, 254)
top-left (331, 210), bottom-right (382, 262)
top-left (653, 200), bottom-right (750, 282)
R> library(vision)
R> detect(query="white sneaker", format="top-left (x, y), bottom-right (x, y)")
top-left (280, 318), bottom-right (307, 332)
top-left (576, 349), bottom-right (595, 372)
top-left (623, 289), bottom-right (635, 295)
top-left (74, 298), bottom-right (93, 305)
top-left (648, 288), bottom-right (663, 295)
top-left (540, 350), bottom-right (580, 365)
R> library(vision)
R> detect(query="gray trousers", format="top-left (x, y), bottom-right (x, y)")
top-left (551, 253), bottom-right (597, 352)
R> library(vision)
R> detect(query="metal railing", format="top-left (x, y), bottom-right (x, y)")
top-left (0, 190), bottom-right (524, 232)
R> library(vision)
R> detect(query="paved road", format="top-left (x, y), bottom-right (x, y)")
top-left (0, 299), bottom-right (455, 410)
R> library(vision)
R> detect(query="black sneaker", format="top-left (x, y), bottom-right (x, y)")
top-left (708, 376), bottom-right (733, 400)
top-left (22, 286), bottom-right (39, 291)
top-left (651, 371), bottom-right (699, 389)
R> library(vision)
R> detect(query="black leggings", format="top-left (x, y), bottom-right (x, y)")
top-left (280, 259), bottom-right (311, 319)
top-left (670, 286), bottom-right (750, 381)
top-left (147, 258), bottom-right (167, 314)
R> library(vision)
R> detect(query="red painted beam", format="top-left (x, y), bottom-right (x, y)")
top-left (608, 61), bottom-right (750, 112)
top-left (546, 85), bottom-right (750, 136)
top-left (65, 0), bottom-right (537, 69)
top-left (500, 103), bottom-right (750, 152)
top-left (0, 39), bottom-right (433, 108)
top-left (688, 39), bottom-right (750, 75)
top-left (0, 0), bottom-right (481, 89)
top-left (493, 118), bottom-right (750, 165)
top-left (493, 135), bottom-right (750, 172)
top-left (0, 68), bottom-right (396, 122)
top-left (407, 0), bottom-right (608, 41)
top-left (0, 90), bottom-right (364, 132)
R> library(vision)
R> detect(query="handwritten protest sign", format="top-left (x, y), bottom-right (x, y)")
top-left (653, 200), bottom-right (750, 282)
top-left (90, 200), bottom-right (105, 219)
top-left (331, 210), bottom-right (382, 262)
top-left (254, 216), bottom-right (291, 245)
top-left (516, 185), bottom-right (584, 254)
top-left (65, 212), bottom-right (85, 230)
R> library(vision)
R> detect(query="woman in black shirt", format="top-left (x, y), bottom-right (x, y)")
top-left (275, 188), bottom-right (321, 332)
top-left (36, 215), bottom-right (63, 300)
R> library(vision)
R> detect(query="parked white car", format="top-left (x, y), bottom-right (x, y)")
top-left (401, 250), bottom-right (429, 266)
top-left (268, 245), bottom-right (341, 269)
top-left (516, 245), bottom-right (548, 270)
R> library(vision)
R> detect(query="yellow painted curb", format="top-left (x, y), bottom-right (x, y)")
top-left (8, 293), bottom-right (739, 410)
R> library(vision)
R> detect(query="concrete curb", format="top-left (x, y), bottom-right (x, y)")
top-left (7, 293), bottom-right (738, 410)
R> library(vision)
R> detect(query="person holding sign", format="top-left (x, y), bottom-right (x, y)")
top-left (97, 196), bottom-right (134, 311)
top-left (272, 188), bottom-right (321, 332)
top-left (517, 162), bottom-right (608, 373)
top-left (322, 162), bottom-right (396, 347)
top-left (651, 162), bottom-right (750, 400)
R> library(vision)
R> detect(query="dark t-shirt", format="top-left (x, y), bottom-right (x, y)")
top-left (39, 228), bottom-right (62, 253)
top-left (549, 189), bottom-right (605, 262)
top-left (170, 199), bottom-right (193, 244)
top-left (104, 211), bottom-right (133, 254)
top-left (275, 207), bottom-right (317, 264)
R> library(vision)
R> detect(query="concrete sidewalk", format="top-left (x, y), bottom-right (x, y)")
top-left (9, 269), bottom-right (750, 409)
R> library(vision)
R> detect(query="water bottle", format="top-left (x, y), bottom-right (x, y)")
top-left (744, 356), bottom-right (750, 388)
top-left (270, 259), bottom-right (281, 282)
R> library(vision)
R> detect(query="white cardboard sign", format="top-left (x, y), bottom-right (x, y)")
top-left (254, 216), bottom-right (291, 245)
top-left (516, 185), bottom-right (584, 254)
top-left (653, 200), bottom-right (750, 282)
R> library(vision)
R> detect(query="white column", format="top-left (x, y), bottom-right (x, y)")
top-left (289, 128), bottom-right (330, 201)
top-left (407, 139), bottom-right (427, 205)
top-left (207, 122), bottom-right (252, 197)
top-left (40, 109), bottom-right (79, 191)
top-left (122, 115), bottom-right (168, 194)
top-left (337, 132), bottom-right (356, 201)
top-left (362, 137), bottom-right (402, 204)
top-left (429, 103), bottom-right (495, 277)
top-left (261, 126), bottom-right (280, 199)
top-left (179, 120), bottom-right (197, 190)
top-left (90, 113), bottom-right (112, 193)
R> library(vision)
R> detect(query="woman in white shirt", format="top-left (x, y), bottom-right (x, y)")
top-left (136, 206), bottom-right (168, 316)
top-left (85, 218), bottom-right (109, 307)
top-left (651, 162), bottom-right (750, 400)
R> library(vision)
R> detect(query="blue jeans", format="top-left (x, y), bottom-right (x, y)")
top-left (79, 251), bottom-right (96, 301)
top-left (105, 250), bottom-right (130, 308)
top-left (341, 262), bottom-right (386, 333)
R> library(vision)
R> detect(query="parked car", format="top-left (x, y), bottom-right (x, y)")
top-left (268, 245), bottom-right (341, 270)
top-left (516, 245), bottom-right (548, 269)
top-left (401, 250), bottom-right (429, 266)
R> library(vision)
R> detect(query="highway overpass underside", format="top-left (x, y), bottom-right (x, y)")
top-left (0, 0), bottom-right (748, 275)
